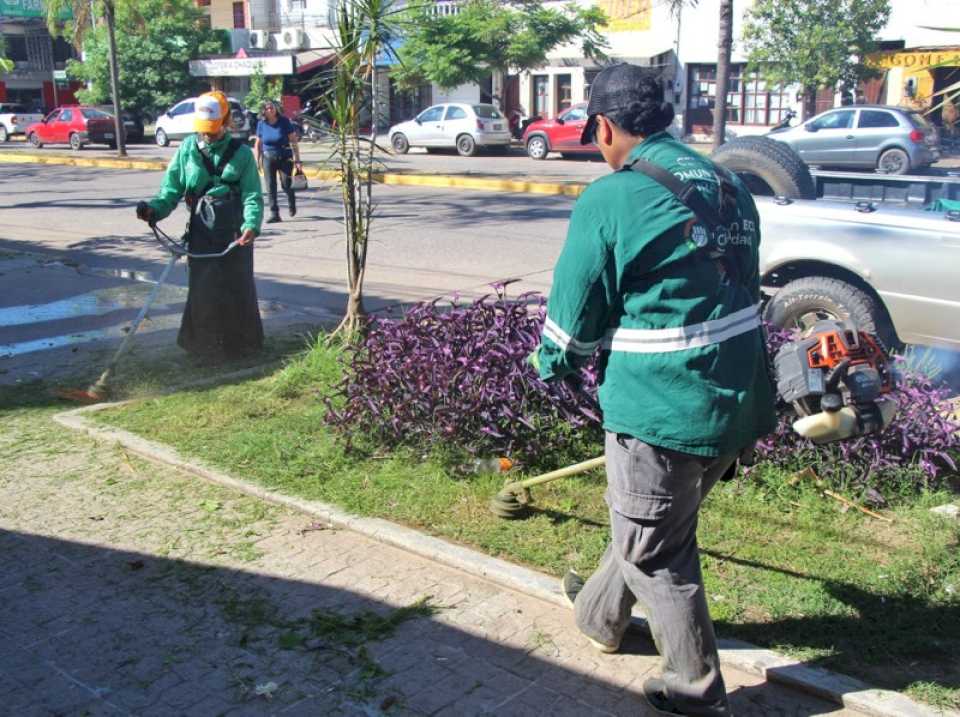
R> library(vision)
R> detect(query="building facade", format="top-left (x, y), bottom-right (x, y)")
top-left (516, 0), bottom-right (800, 140)
top-left (0, 1), bottom-right (83, 111)
top-left (516, 0), bottom-right (960, 139)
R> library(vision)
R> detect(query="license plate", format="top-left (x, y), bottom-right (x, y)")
top-left (104, 133), bottom-right (114, 138)
top-left (493, 123), bottom-right (503, 130)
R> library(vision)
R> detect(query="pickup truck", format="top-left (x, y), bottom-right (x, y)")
top-left (0, 103), bottom-right (45, 142)
top-left (712, 135), bottom-right (960, 351)
top-left (757, 197), bottom-right (960, 350)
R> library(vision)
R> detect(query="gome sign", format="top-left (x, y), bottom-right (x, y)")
top-left (188, 55), bottom-right (294, 78)
top-left (869, 50), bottom-right (960, 70)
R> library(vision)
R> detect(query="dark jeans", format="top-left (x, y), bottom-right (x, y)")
top-left (262, 152), bottom-right (295, 216)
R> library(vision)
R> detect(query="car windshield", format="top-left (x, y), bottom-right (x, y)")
top-left (81, 109), bottom-right (112, 119)
top-left (908, 111), bottom-right (932, 130)
top-left (473, 105), bottom-right (503, 119)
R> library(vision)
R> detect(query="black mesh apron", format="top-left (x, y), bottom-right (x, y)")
top-left (177, 139), bottom-right (264, 359)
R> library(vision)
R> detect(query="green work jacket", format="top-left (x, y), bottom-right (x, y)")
top-left (149, 133), bottom-right (263, 237)
top-left (537, 132), bottom-right (776, 457)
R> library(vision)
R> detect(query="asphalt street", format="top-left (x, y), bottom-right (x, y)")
top-left (2, 137), bottom-right (614, 182)
top-left (0, 161), bottom-right (574, 384)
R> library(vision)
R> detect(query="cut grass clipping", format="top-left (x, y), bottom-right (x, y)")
top-left (92, 337), bottom-right (960, 709)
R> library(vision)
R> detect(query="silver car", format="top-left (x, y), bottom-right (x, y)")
top-left (769, 105), bottom-right (940, 175)
top-left (388, 103), bottom-right (512, 157)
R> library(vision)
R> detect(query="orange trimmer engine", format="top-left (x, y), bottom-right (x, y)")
top-left (773, 320), bottom-right (897, 444)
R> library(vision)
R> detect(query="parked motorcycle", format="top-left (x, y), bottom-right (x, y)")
top-left (768, 109), bottom-right (797, 134)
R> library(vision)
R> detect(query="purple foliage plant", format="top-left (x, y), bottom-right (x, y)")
top-left (324, 286), bottom-right (602, 467)
top-left (325, 293), bottom-right (959, 488)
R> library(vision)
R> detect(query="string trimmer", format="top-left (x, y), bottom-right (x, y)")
top-left (58, 209), bottom-right (240, 403)
top-left (490, 319), bottom-right (898, 520)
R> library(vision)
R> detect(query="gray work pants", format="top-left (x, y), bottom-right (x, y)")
top-left (575, 432), bottom-right (735, 716)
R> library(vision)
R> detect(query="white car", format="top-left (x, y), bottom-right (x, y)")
top-left (154, 96), bottom-right (254, 146)
top-left (0, 102), bottom-right (45, 142)
top-left (389, 103), bottom-right (511, 157)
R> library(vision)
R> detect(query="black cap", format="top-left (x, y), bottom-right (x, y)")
top-left (581, 63), bottom-right (665, 145)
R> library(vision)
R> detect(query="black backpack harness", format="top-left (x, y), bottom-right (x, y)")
top-left (622, 157), bottom-right (744, 286)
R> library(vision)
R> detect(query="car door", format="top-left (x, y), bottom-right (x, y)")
top-left (854, 109), bottom-right (902, 167)
top-left (51, 109), bottom-right (73, 143)
top-left (169, 101), bottom-right (195, 138)
top-left (411, 105), bottom-right (445, 146)
top-left (792, 109), bottom-right (857, 165)
top-left (37, 110), bottom-right (60, 142)
top-left (552, 106), bottom-right (588, 151)
top-left (442, 105), bottom-right (470, 146)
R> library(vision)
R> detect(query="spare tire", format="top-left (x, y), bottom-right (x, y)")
top-left (711, 136), bottom-right (816, 200)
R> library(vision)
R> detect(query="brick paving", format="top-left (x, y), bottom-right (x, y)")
top-left (0, 410), bottom-right (854, 716)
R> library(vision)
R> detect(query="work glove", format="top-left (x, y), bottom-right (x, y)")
top-left (136, 201), bottom-right (156, 225)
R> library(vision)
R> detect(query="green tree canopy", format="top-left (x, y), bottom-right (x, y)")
top-left (742, 0), bottom-right (891, 117)
top-left (244, 63), bottom-right (284, 115)
top-left (63, 0), bottom-right (228, 116)
top-left (393, 0), bottom-right (607, 91)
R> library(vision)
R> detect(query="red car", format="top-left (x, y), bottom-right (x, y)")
top-left (25, 105), bottom-right (120, 151)
top-left (522, 103), bottom-right (600, 160)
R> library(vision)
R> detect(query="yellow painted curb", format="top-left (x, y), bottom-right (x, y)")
top-left (0, 150), bottom-right (589, 197)
top-left (379, 172), bottom-right (585, 197)
top-left (0, 151), bottom-right (167, 172)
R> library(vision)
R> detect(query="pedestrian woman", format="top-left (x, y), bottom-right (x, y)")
top-left (254, 99), bottom-right (302, 223)
top-left (136, 90), bottom-right (265, 362)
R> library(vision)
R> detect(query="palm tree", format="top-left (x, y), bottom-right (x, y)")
top-left (45, 0), bottom-right (127, 157)
top-left (669, 0), bottom-right (732, 149)
top-left (320, 0), bottom-right (402, 339)
top-left (712, 0), bottom-right (733, 150)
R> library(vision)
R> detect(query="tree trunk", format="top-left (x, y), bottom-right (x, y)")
top-left (104, 1), bottom-right (126, 157)
top-left (803, 87), bottom-right (818, 120)
top-left (712, 0), bottom-right (733, 151)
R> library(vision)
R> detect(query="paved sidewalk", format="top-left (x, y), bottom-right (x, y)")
top-left (0, 405), bottom-right (852, 716)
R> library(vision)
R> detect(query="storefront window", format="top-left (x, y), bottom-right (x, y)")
top-left (556, 74), bottom-right (572, 114)
top-left (688, 65), bottom-right (790, 126)
top-left (533, 75), bottom-right (549, 117)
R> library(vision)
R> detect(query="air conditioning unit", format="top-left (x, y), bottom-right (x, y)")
top-left (249, 30), bottom-right (271, 50)
top-left (278, 27), bottom-right (308, 50)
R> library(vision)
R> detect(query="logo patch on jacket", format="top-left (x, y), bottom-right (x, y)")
top-left (684, 219), bottom-right (710, 249)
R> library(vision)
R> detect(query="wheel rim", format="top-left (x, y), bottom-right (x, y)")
top-left (30, 134), bottom-right (39, 146)
top-left (70, 134), bottom-right (80, 150)
top-left (0, 127), bottom-right (6, 141)
top-left (880, 151), bottom-right (906, 174)
top-left (458, 136), bottom-right (473, 154)
top-left (792, 308), bottom-right (841, 332)
top-left (529, 138), bottom-right (545, 159)
top-left (393, 135), bottom-right (406, 152)
top-left (156, 130), bottom-right (166, 145)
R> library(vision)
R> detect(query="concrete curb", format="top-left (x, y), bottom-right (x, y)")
top-left (0, 150), bottom-right (588, 197)
top-left (54, 401), bottom-right (954, 717)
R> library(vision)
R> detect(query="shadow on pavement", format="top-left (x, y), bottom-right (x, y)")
top-left (0, 529), bottom-right (838, 716)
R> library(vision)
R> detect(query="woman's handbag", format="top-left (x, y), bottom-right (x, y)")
top-left (290, 170), bottom-right (309, 192)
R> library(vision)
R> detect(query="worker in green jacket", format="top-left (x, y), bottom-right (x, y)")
top-left (536, 65), bottom-right (775, 716)
top-left (137, 91), bottom-right (265, 361)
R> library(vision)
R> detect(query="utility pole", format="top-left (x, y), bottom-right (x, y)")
top-left (103, 0), bottom-right (126, 156)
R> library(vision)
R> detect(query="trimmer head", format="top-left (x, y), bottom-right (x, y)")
top-left (489, 490), bottom-right (530, 520)
top-left (55, 379), bottom-right (109, 404)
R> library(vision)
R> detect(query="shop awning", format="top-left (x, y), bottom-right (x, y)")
top-left (296, 50), bottom-right (336, 74)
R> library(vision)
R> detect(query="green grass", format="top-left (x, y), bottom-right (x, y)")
top-left (84, 338), bottom-right (960, 708)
